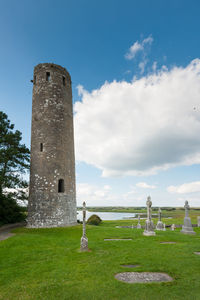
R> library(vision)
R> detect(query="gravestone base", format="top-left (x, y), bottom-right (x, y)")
top-left (143, 220), bottom-right (155, 236)
top-left (80, 236), bottom-right (88, 251)
top-left (143, 230), bottom-right (156, 236)
top-left (181, 217), bottom-right (196, 235)
top-left (156, 221), bottom-right (164, 231)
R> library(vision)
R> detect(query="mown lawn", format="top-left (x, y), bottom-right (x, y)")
top-left (0, 219), bottom-right (200, 300)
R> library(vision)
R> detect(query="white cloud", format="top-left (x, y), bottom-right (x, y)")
top-left (167, 181), bottom-right (200, 194)
top-left (74, 59), bottom-right (200, 177)
top-left (176, 197), bottom-right (200, 207)
top-left (143, 36), bottom-right (153, 45)
top-left (76, 183), bottom-right (114, 206)
top-left (139, 60), bottom-right (147, 74)
top-left (136, 182), bottom-right (156, 189)
top-left (125, 35), bottom-right (153, 60)
top-left (125, 41), bottom-right (143, 60)
top-left (76, 182), bottom-right (199, 207)
top-left (77, 183), bottom-right (149, 206)
top-left (152, 61), bottom-right (157, 72)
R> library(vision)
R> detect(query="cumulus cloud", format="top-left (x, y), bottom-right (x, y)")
top-left (152, 61), bottom-right (157, 72)
top-left (136, 182), bottom-right (156, 189)
top-left (125, 41), bottom-right (143, 60)
top-left (138, 60), bottom-right (147, 74)
top-left (74, 59), bottom-right (200, 177)
top-left (77, 182), bottom-right (150, 206)
top-left (76, 183), bottom-right (117, 206)
top-left (167, 181), bottom-right (200, 194)
top-left (125, 35), bottom-right (153, 60)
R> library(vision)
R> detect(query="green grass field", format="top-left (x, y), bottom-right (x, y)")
top-left (0, 214), bottom-right (200, 300)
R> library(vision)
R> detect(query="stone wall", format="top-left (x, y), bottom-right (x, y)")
top-left (27, 63), bottom-right (77, 227)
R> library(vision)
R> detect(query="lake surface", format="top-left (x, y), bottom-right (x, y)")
top-left (77, 211), bottom-right (136, 221)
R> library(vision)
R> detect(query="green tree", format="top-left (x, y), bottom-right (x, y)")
top-left (0, 111), bottom-right (30, 225)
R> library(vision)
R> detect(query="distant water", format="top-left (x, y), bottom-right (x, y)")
top-left (77, 211), bottom-right (136, 221)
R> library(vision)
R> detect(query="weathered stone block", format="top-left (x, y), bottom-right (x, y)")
top-left (181, 217), bottom-right (196, 235)
top-left (156, 221), bottom-right (164, 231)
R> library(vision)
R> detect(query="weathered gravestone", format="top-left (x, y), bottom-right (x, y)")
top-left (80, 201), bottom-right (89, 251)
top-left (143, 196), bottom-right (156, 236)
top-left (181, 200), bottom-right (196, 235)
top-left (137, 214), bottom-right (141, 229)
top-left (197, 216), bottom-right (200, 227)
top-left (156, 208), bottom-right (164, 230)
top-left (171, 224), bottom-right (176, 231)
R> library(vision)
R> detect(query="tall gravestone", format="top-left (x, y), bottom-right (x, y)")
top-left (156, 208), bottom-right (164, 230)
top-left (197, 216), bottom-right (200, 227)
top-left (143, 196), bottom-right (156, 236)
top-left (181, 200), bottom-right (195, 235)
top-left (80, 201), bottom-right (88, 251)
top-left (137, 214), bottom-right (141, 229)
top-left (27, 63), bottom-right (77, 228)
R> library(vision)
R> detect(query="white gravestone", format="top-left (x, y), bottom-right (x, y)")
top-left (137, 214), bottom-right (141, 229)
top-left (80, 201), bottom-right (89, 251)
top-left (143, 196), bottom-right (156, 236)
top-left (171, 224), bottom-right (176, 231)
top-left (197, 216), bottom-right (200, 227)
top-left (181, 200), bottom-right (196, 235)
top-left (156, 208), bottom-right (164, 230)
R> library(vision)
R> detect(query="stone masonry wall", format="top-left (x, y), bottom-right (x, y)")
top-left (27, 63), bottom-right (77, 227)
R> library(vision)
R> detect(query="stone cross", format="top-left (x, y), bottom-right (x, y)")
top-left (184, 200), bottom-right (189, 218)
top-left (156, 207), bottom-right (164, 231)
top-left (137, 214), bottom-right (141, 229)
top-left (181, 200), bottom-right (196, 235)
top-left (158, 207), bottom-right (161, 222)
top-left (146, 196), bottom-right (152, 221)
top-left (143, 196), bottom-right (155, 236)
top-left (82, 201), bottom-right (86, 237)
top-left (80, 201), bottom-right (89, 251)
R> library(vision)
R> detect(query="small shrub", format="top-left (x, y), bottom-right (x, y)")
top-left (87, 214), bottom-right (102, 225)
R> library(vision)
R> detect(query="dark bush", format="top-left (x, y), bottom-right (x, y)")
top-left (0, 193), bottom-right (26, 226)
top-left (87, 214), bottom-right (102, 225)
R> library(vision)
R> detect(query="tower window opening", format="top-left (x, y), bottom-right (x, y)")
top-left (40, 143), bottom-right (43, 152)
top-left (46, 72), bottom-right (51, 81)
top-left (58, 179), bottom-right (64, 193)
top-left (34, 75), bottom-right (36, 84)
top-left (63, 76), bottom-right (66, 86)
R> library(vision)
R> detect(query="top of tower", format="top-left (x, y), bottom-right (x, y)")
top-left (34, 63), bottom-right (71, 80)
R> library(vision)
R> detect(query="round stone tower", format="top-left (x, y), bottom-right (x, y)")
top-left (27, 63), bottom-right (77, 228)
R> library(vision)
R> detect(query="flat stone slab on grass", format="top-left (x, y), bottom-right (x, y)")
top-left (115, 272), bottom-right (173, 283)
top-left (194, 252), bottom-right (200, 255)
top-left (160, 242), bottom-right (177, 244)
top-left (104, 238), bottom-right (132, 241)
top-left (121, 264), bottom-right (140, 268)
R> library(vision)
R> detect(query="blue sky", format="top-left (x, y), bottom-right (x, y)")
top-left (1, 0), bottom-right (200, 207)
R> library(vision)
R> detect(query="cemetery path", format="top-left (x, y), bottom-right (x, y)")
top-left (0, 222), bottom-right (26, 241)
